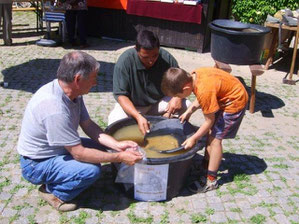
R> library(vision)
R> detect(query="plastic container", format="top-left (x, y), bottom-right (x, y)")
top-left (105, 116), bottom-right (205, 201)
top-left (209, 19), bottom-right (270, 65)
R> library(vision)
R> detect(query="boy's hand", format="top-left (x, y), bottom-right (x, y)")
top-left (179, 110), bottom-right (192, 123)
top-left (165, 97), bottom-right (182, 115)
top-left (182, 136), bottom-right (197, 150)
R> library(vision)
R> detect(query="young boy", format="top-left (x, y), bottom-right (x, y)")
top-left (161, 67), bottom-right (248, 193)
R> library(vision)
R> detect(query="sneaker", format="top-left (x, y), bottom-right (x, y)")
top-left (38, 185), bottom-right (78, 212)
top-left (188, 178), bottom-right (218, 193)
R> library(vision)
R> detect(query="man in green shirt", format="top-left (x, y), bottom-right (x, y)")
top-left (108, 30), bottom-right (191, 135)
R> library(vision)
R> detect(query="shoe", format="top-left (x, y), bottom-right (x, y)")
top-left (188, 178), bottom-right (218, 193)
top-left (38, 185), bottom-right (78, 212)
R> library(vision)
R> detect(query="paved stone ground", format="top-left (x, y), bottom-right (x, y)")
top-left (0, 11), bottom-right (298, 224)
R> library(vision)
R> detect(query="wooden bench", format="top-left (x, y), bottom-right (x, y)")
top-left (13, 7), bottom-right (36, 11)
top-left (12, 0), bottom-right (43, 32)
top-left (214, 60), bottom-right (264, 114)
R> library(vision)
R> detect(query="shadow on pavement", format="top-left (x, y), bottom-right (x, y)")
top-left (267, 49), bottom-right (298, 74)
top-left (77, 164), bottom-right (135, 211)
top-left (180, 152), bottom-right (267, 197)
top-left (236, 76), bottom-right (285, 116)
top-left (58, 37), bottom-right (134, 51)
top-left (2, 58), bottom-right (115, 93)
top-left (78, 151), bottom-right (267, 208)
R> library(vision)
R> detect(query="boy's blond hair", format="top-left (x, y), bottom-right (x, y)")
top-left (161, 67), bottom-right (192, 96)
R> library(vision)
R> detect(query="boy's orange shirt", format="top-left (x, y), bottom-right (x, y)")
top-left (192, 68), bottom-right (248, 114)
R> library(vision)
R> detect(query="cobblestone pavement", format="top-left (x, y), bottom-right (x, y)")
top-left (0, 11), bottom-right (298, 224)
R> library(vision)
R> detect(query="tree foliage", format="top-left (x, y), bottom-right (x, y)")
top-left (231, 0), bottom-right (298, 24)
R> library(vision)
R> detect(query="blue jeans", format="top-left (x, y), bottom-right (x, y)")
top-left (20, 138), bottom-right (104, 201)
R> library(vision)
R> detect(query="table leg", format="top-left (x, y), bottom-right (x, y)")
top-left (288, 25), bottom-right (299, 81)
top-left (265, 28), bottom-right (278, 70)
top-left (249, 64), bottom-right (264, 113)
top-left (249, 75), bottom-right (256, 113)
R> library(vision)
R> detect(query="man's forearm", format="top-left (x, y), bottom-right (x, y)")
top-left (117, 95), bottom-right (142, 120)
top-left (67, 144), bottom-right (122, 164)
top-left (80, 119), bottom-right (103, 142)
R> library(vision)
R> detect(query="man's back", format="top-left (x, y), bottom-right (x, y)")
top-left (17, 79), bottom-right (88, 159)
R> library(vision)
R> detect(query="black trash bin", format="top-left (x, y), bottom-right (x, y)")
top-left (209, 19), bottom-right (270, 65)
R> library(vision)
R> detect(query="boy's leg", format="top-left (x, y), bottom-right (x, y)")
top-left (189, 108), bottom-right (246, 193)
top-left (206, 136), bottom-right (223, 177)
top-left (188, 136), bottom-right (221, 193)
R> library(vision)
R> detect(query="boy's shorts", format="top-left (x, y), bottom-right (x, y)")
top-left (211, 107), bottom-right (246, 140)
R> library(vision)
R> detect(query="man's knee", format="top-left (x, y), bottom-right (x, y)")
top-left (86, 164), bottom-right (101, 178)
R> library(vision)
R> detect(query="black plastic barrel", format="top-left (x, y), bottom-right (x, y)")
top-left (209, 20), bottom-right (270, 65)
top-left (105, 116), bottom-right (205, 200)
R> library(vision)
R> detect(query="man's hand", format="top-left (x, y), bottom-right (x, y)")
top-left (165, 97), bottom-right (182, 116)
top-left (136, 114), bottom-right (150, 135)
top-left (119, 150), bottom-right (143, 166)
top-left (115, 140), bottom-right (138, 152)
top-left (182, 136), bottom-right (197, 150)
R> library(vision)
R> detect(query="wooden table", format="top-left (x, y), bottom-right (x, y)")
top-left (265, 22), bottom-right (299, 85)
top-left (87, 0), bottom-right (215, 53)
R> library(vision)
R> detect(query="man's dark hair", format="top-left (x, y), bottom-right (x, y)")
top-left (136, 30), bottom-right (160, 51)
top-left (161, 67), bottom-right (192, 96)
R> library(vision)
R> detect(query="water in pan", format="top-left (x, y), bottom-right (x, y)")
top-left (112, 124), bottom-right (188, 158)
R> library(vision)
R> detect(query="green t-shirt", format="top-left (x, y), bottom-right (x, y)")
top-left (113, 48), bottom-right (178, 107)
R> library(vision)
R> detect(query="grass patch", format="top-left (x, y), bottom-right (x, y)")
top-left (272, 164), bottom-right (289, 169)
top-left (227, 174), bottom-right (258, 196)
top-left (205, 208), bottom-right (214, 215)
top-left (0, 177), bottom-right (11, 192)
top-left (73, 211), bottom-right (90, 224)
top-left (230, 208), bottom-right (242, 213)
top-left (160, 210), bottom-right (169, 224)
top-left (190, 213), bottom-right (207, 223)
top-left (127, 210), bottom-right (153, 224)
top-left (249, 214), bottom-right (266, 224)
top-left (176, 208), bottom-right (187, 215)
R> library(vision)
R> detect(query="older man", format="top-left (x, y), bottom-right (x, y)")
top-left (108, 30), bottom-right (191, 135)
top-left (17, 51), bottom-right (142, 212)
top-left (0, 0), bottom-right (12, 45)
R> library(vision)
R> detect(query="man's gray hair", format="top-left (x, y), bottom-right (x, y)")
top-left (57, 51), bottom-right (100, 82)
